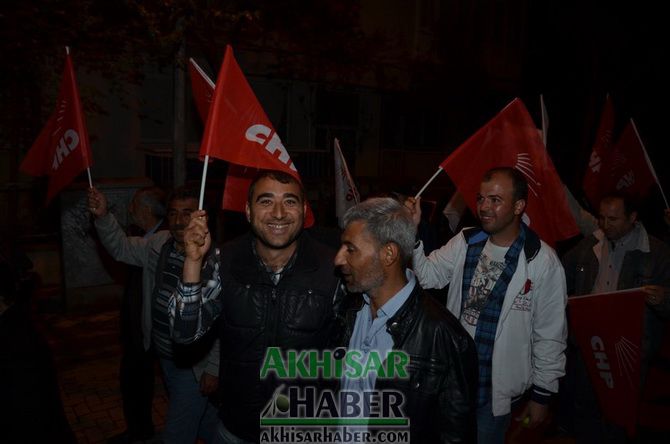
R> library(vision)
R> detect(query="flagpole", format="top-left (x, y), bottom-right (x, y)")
top-left (190, 58), bottom-right (215, 89)
top-left (414, 167), bottom-right (443, 199)
top-left (631, 119), bottom-right (669, 208)
top-left (198, 155), bottom-right (209, 210)
top-left (67, 44), bottom-right (92, 190)
top-left (540, 94), bottom-right (548, 148)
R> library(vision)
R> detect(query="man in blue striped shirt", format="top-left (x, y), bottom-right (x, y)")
top-left (89, 186), bottom-right (219, 444)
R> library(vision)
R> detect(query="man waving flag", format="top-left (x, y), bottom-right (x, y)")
top-left (440, 98), bottom-right (578, 246)
top-left (20, 48), bottom-right (93, 204)
top-left (196, 46), bottom-right (314, 226)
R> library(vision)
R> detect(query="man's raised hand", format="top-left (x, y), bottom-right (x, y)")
top-left (183, 210), bottom-right (211, 263)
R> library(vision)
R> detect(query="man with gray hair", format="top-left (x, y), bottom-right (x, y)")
top-left (331, 197), bottom-right (478, 443)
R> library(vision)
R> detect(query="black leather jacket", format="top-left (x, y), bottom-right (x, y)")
top-left (217, 232), bottom-right (340, 442)
top-left (330, 283), bottom-right (478, 443)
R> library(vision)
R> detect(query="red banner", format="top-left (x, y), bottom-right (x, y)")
top-left (192, 47), bottom-right (314, 226)
top-left (568, 289), bottom-right (646, 437)
top-left (221, 165), bottom-right (256, 212)
top-left (599, 119), bottom-right (657, 201)
top-left (439, 98), bottom-right (578, 246)
top-left (20, 50), bottom-right (93, 204)
top-left (582, 96), bottom-right (615, 208)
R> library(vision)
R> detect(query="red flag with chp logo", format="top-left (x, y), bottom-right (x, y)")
top-left (193, 46), bottom-right (314, 226)
top-left (582, 96), bottom-right (615, 208)
top-left (568, 289), bottom-right (646, 437)
top-left (439, 98), bottom-right (578, 246)
top-left (20, 50), bottom-right (93, 204)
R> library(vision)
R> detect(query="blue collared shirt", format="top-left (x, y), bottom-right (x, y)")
top-left (341, 270), bottom-right (416, 404)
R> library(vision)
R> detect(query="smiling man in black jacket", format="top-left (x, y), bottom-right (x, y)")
top-left (331, 197), bottom-right (478, 443)
top-left (170, 170), bottom-right (341, 443)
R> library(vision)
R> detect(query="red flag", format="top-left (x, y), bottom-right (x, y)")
top-left (568, 289), bottom-right (646, 437)
top-left (583, 96), bottom-right (615, 208)
top-left (599, 119), bottom-right (657, 201)
top-left (20, 50), bottom-right (93, 204)
top-left (221, 164), bottom-right (256, 212)
top-left (195, 46), bottom-right (314, 226)
top-left (439, 98), bottom-right (579, 246)
top-left (188, 59), bottom-right (250, 215)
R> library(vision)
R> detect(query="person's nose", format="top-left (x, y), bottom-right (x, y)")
top-left (334, 246), bottom-right (346, 267)
top-left (271, 202), bottom-right (285, 219)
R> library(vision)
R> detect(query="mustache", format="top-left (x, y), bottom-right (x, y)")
top-left (171, 224), bottom-right (186, 231)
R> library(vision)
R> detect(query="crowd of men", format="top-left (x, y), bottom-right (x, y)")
top-left (73, 166), bottom-right (669, 444)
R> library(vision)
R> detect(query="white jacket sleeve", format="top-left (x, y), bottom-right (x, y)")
top-left (530, 249), bottom-right (568, 393)
top-left (94, 213), bottom-right (152, 267)
top-left (411, 233), bottom-right (463, 290)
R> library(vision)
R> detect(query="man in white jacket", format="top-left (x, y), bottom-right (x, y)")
top-left (407, 167), bottom-right (567, 444)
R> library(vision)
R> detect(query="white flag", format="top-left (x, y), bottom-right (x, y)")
top-left (334, 138), bottom-right (360, 228)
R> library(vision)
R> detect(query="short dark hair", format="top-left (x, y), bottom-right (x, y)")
top-left (167, 186), bottom-right (199, 206)
top-left (247, 170), bottom-right (305, 204)
top-left (600, 192), bottom-right (638, 216)
top-left (135, 186), bottom-right (166, 219)
top-left (482, 167), bottom-right (528, 202)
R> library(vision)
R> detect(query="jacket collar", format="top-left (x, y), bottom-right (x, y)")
top-left (462, 223), bottom-right (541, 263)
top-left (385, 284), bottom-right (422, 346)
top-left (230, 231), bottom-right (318, 282)
top-left (592, 222), bottom-right (650, 262)
top-left (338, 276), bottom-right (423, 348)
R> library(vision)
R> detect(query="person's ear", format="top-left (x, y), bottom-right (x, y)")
top-left (381, 243), bottom-right (399, 266)
top-left (514, 199), bottom-right (526, 216)
top-left (245, 202), bottom-right (251, 223)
